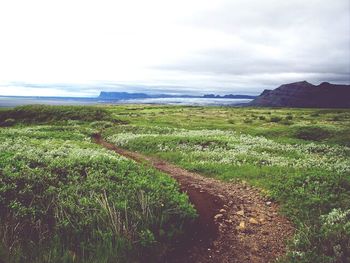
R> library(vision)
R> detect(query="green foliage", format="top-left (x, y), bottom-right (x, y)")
top-left (89, 120), bottom-right (114, 129)
top-left (286, 115), bottom-right (293, 120)
top-left (280, 119), bottom-right (294, 125)
top-left (271, 167), bottom-right (350, 262)
top-left (293, 125), bottom-right (333, 141)
top-left (284, 208), bottom-right (350, 263)
top-left (1, 105), bottom-right (350, 262)
top-left (0, 105), bottom-right (112, 124)
top-left (270, 116), bottom-right (282, 122)
top-left (0, 118), bottom-right (16, 127)
top-left (102, 107), bottom-right (350, 263)
top-left (243, 118), bottom-right (253, 124)
top-left (106, 106), bottom-right (350, 146)
top-left (0, 125), bottom-right (195, 262)
top-left (139, 229), bottom-right (156, 247)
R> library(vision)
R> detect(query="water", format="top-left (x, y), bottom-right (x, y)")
top-left (114, 97), bottom-right (252, 106)
top-left (0, 96), bottom-right (252, 107)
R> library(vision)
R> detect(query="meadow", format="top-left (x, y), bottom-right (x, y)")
top-left (0, 106), bottom-right (196, 263)
top-left (0, 105), bottom-right (349, 262)
top-left (103, 105), bottom-right (350, 262)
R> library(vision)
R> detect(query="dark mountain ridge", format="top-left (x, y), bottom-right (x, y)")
top-left (248, 81), bottom-right (350, 108)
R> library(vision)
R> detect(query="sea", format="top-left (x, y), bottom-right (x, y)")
top-left (0, 96), bottom-right (252, 107)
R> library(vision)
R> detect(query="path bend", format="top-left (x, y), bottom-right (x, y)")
top-left (92, 133), bottom-right (294, 263)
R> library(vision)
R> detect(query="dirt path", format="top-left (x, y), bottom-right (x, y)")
top-left (92, 134), bottom-right (294, 263)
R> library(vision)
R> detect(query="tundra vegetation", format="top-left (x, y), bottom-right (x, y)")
top-left (0, 106), bottom-right (196, 263)
top-left (1, 105), bottom-right (350, 262)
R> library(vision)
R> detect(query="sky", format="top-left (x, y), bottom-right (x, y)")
top-left (0, 0), bottom-right (349, 97)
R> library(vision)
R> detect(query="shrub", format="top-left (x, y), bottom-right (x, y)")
top-left (332, 116), bottom-right (341, 121)
top-left (273, 168), bottom-right (350, 263)
top-left (294, 125), bottom-right (332, 141)
top-left (0, 118), bottom-right (16, 127)
top-left (285, 115), bottom-right (293, 120)
top-left (105, 124), bottom-right (350, 263)
top-left (270, 116), bottom-right (282, 123)
top-left (90, 121), bottom-right (114, 129)
top-left (258, 116), bottom-right (266, 120)
top-left (0, 105), bottom-right (112, 124)
top-left (283, 207), bottom-right (350, 263)
top-left (0, 126), bottom-right (196, 262)
top-left (320, 208), bottom-right (350, 261)
top-left (280, 119), bottom-right (294, 125)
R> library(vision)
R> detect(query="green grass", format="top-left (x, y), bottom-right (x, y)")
top-left (0, 105), bottom-right (116, 125)
top-left (104, 105), bottom-right (350, 146)
top-left (0, 113), bottom-right (195, 262)
top-left (101, 105), bottom-right (350, 263)
top-left (1, 105), bottom-right (349, 262)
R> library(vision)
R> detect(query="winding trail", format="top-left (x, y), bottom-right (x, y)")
top-left (92, 134), bottom-right (294, 263)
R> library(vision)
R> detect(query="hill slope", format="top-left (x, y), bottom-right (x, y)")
top-left (249, 81), bottom-right (350, 108)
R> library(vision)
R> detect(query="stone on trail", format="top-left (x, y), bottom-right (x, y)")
top-left (237, 210), bottom-right (245, 216)
top-left (214, 214), bottom-right (224, 220)
top-left (237, 221), bottom-right (246, 231)
top-left (249, 217), bottom-right (259, 225)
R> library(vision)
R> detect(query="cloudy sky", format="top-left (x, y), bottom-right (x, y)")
top-left (0, 0), bottom-right (349, 97)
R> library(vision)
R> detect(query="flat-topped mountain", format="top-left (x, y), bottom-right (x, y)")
top-left (98, 91), bottom-right (256, 100)
top-left (249, 81), bottom-right (350, 108)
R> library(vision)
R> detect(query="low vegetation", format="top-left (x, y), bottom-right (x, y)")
top-left (1, 105), bottom-right (349, 262)
top-left (0, 110), bottom-right (195, 262)
top-left (103, 105), bottom-right (350, 262)
top-left (293, 125), bottom-right (333, 141)
top-left (0, 105), bottom-right (113, 125)
top-left (104, 105), bottom-right (350, 146)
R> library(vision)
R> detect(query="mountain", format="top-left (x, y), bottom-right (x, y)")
top-left (98, 92), bottom-right (257, 100)
top-left (248, 81), bottom-right (350, 108)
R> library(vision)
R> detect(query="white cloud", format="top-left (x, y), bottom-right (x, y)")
top-left (0, 0), bottom-right (349, 96)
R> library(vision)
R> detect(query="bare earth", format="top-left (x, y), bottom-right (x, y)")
top-left (93, 134), bottom-right (294, 263)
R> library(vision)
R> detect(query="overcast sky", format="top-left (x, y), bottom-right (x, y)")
top-left (0, 0), bottom-right (349, 97)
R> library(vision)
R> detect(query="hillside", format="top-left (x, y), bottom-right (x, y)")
top-left (249, 81), bottom-right (350, 108)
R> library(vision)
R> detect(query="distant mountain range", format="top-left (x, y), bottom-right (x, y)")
top-left (4, 82), bottom-right (348, 108)
top-left (98, 92), bottom-right (256, 100)
top-left (248, 81), bottom-right (350, 108)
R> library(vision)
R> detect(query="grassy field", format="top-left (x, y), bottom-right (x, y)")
top-left (0, 105), bottom-right (349, 262)
top-left (105, 105), bottom-right (350, 146)
top-left (102, 105), bottom-right (350, 262)
top-left (0, 106), bottom-right (196, 263)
